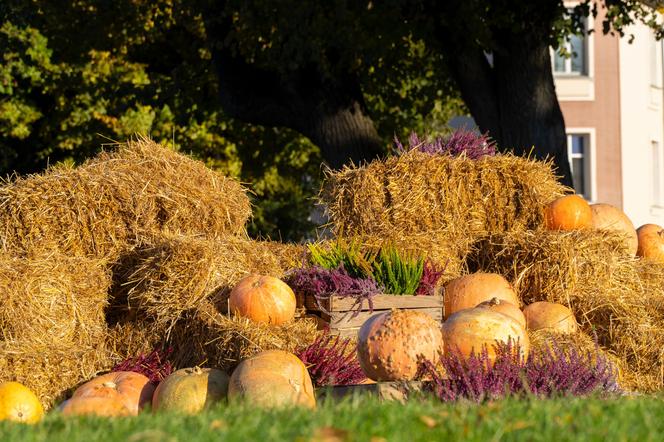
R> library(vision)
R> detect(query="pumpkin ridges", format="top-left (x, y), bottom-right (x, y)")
top-left (229, 275), bottom-right (296, 325)
top-left (227, 350), bottom-right (315, 408)
top-left (544, 195), bottom-right (592, 231)
top-left (636, 224), bottom-right (664, 263)
top-left (476, 298), bottom-right (527, 329)
top-left (152, 367), bottom-right (229, 414)
top-left (442, 308), bottom-right (529, 364)
top-left (72, 371), bottom-right (154, 416)
top-left (523, 301), bottom-right (578, 334)
top-left (444, 272), bottom-right (519, 319)
top-left (59, 396), bottom-right (130, 418)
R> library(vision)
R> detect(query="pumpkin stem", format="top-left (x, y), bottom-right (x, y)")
top-left (192, 366), bottom-right (202, 375)
top-left (488, 297), bottom-right (501, 306)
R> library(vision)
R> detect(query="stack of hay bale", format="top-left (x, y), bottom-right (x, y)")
top-left (321, 149), bottom-right (664, 392)
top-left (0, 138), bottom-right (314, 408)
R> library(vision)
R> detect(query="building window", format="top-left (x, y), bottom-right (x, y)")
top-left (653, 141), bottom-right (664, 207)
top-left (567, 133), bottom-right (591, 199)
top-left (553, 19), bottom-right (588, 75)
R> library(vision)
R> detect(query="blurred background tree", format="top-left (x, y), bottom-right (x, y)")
top-left (1, 0), bottom-right (660, 240)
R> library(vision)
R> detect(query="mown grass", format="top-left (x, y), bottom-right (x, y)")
top-left (1, 394), bottom-right (663, 442)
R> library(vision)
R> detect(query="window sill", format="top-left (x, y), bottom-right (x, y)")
top-left (650, 205), bottom-right (664, 217)
top-left (555, 75), bottom-right (595, 101)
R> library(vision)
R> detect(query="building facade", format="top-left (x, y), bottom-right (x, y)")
top-left (556, 6), bottom-right (664, 227)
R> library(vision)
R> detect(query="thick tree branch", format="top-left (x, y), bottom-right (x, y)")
top-left (212, 49), bottom-right (383, 168)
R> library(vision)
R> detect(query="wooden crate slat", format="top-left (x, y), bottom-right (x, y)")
top-left (321, 307), bottom-right (442, 329)
top-left (303, 294), bottom-right (443, 312)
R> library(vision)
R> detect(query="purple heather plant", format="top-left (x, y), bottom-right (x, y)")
top-left (111, 347), bottom-right (174, 385)
top-left (285, 264), bottom-right (383, 316)
top-left (394, 129), bottom-right (497, 159)
top-left (419, 339), bottom-right (619, 402)
top-left (295, 330), bottom-right (366, 387)
top-left (415, 260), bottom-right (445, 296)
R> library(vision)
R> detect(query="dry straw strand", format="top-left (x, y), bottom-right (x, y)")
top-left (0, 137), bottom-right (250, 259)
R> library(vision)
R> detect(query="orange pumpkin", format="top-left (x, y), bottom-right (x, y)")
top-left (72, 371), bottom-right (154, 416)
top-left (442, 308), bottom-right (529, 363)
top-left (636, 224), bottom-right (664, 264)
top-left (60, 396), bottom-right (130, 418)
top-left (228, 350), bottom-right (315, 408)
top-left (476, 297), bottom-right (527, 329)
top-left (152, 367), bottom-right (229, 414)
top-left (444, 272), bottom-right (519, 319)
top-left (357, 310), bottom-right (443, 381)
top-left (544, 195), bottom-right (592, 231)
top-left (523, 301), bottom-right (578, 334)
top-left (590, 203), bottom-right (638, 255)
top-left (0, 382), bottom-right (44, 424)
top-left (229, 275), bottom-right (296, 325)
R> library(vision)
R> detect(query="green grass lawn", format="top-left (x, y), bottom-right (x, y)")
top-left (1, 394), bottom-right (663, 442)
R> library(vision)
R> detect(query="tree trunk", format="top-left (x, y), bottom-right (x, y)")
top-left (492, 40), bottom-right (573, 187)
top-left (438, 23), bottom-right (573, 187)
top-left (213, 51), bottom-right (383, 168)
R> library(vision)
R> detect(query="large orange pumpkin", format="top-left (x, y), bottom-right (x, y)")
top-left (228, 350), bottom-right (315, 408)
top-left (476, 297), bottom-right (526, 329)
top-left (0, 382), bottom-right (44, 424)
top-left (544, 195), bottom-right (592, 231)
top-left (523, 301), bottom-right (578, 334)
top-left (72, 371), bottom-right (154, 416)
top-left (229, 275), bottom-right (296, 325)
top-left (442, 308), bottom-right (529, 364)
top-left (443, 273), bottom-right (519, 319)
top-left (357, 309), bottom-right (443, 381)
top-left (152, 367), bottom-right (229, 414)
top-left (590, 203), bottom-right (638, 255)
top-left (636, 224), bottom-right (664, 264)
top-left (60, 396), bottom-right (130, 418)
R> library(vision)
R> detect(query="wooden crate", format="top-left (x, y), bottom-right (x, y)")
top-left (304, 294), bottom-right (443, 338)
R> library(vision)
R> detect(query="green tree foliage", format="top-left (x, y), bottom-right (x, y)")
top-left (0, 0), bottom-right (464, 240)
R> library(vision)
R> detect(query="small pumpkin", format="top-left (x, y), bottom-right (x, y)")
top-left (0, 381), bottom-right (44, 424)
top-left (544, 194), bottom-right (592, 231)
top-left (636, 224), bottom-right (664, 263)
top-left (442, 308), bottom-right (529, 364)
top-left (229, 275), bottom-right (296, 325)
top-left (476, 297), bottom-right (527, 329)
top-left (152, 367), bottom-right (229, 414)
top-left (443, 272), bottom-right (519, 319)
top-left (72, 371), bottom-right (154, 416)
top-left (523, 301), bottom-right (578, 334)
top-left (590, 203), bottom-right (638, 255)
top-left (357, 309), bottom-right (443, 381)
top-left (228, 350), bottom-right (315, 408)
top-left (60, 396), bottom-right (130, 418)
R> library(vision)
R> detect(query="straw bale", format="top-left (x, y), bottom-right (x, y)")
top-left (0, 340), bottom-right (111, 410)
top-left (468, 229), bottom-right (664, 392)
top-left (0, 138), bottom-right (250, 259)
top-left (321, 151), bottom-right (567, 240)
top-left (106, 305), bottom-right (318, 372)
top-left (113, 233), bottom-right (298, 329)
top-left (0, 253), bottom-right (111, 346)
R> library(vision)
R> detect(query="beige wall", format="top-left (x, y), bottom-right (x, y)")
top-left (619, 23), bottom-right (664, 228)
top-left (557, 10), bottom-right (623, 207)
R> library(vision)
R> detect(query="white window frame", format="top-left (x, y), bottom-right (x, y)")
top-left (653, 140), bottom-right (664, 208)
top-left (651, 30), bottom-right (663, 89)
top-left (553, 32), bottom-right (588, 76)
top-left (565, 128), bottom-right (596, 203)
